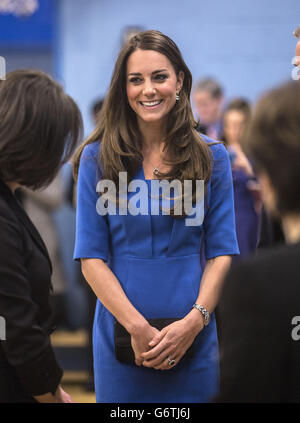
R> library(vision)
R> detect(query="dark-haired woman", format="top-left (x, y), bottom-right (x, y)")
top-left (0, 69), bottom-right (82, 402)
top-left (73, 30), bottom-right (239, 403)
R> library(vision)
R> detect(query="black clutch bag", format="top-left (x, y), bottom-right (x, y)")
top-left (114, 318), bottom-right (194, 364)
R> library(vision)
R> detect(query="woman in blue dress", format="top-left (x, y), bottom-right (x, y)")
top-left (73, 30), bottom-right (239, 403)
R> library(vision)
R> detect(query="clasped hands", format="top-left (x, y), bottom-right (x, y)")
top-left (131, 315), bottom-right (203, 371)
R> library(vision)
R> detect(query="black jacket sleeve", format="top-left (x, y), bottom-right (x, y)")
top-left (0, 211), bottom-right (63, 396)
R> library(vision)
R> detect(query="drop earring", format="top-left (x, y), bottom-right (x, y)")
top-left (176, 93), bottom-right (180, 102)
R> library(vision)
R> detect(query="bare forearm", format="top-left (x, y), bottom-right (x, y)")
top-left (81, 258), bottom-right (148, 335)
top-left (196, 255), bottom-right (232, 312)
top-left (184, 256), bottom-right (232, 329)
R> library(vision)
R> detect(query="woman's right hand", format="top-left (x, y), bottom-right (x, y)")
top-left (34, 385), bottom-right (74, 403)
top-left (230, 144), bottom-right (254, 177)
top-left (131, 323), bottom-right (160, 366)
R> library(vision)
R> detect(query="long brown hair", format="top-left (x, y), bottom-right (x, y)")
top-left (73, 30), bottom-right (214, 214)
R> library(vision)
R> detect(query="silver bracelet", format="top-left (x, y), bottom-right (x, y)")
top-left (192, 303), bottom-right (211, 326)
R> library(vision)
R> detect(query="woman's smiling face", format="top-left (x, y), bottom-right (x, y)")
top-left (126, 49), bottom-right (184, 126)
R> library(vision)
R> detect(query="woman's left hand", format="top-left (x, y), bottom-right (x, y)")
top-left (141, 313), bottom-right (204, 370)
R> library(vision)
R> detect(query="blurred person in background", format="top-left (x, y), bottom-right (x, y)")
top-left (256, 25), bottom-right (300, 250)
top-left (193, 77), bottom-right (224, 140)
top-left (121, 25), bottom-right (144, 46)
top-left (217, 81), bottom-right (300, 402)
top-left (65, 96), bottom-right (106, 391)
top-left (293, 25), bottom-right (300, 74)
top-left (0, 69), bottom-right (82, 403)
top-left (91, 98), bottom-right (104, 126)
top-left (221, 98), bottom-right (260, 258)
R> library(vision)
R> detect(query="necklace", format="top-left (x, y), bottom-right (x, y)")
top-left (153, 166), bottom-right (160, 176)
top-left (147, 157), bottom-right (163, 176)
top-left (142, 145), bottom-right (166, 177)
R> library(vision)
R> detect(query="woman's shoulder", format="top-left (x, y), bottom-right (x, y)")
top-left (204, 135), bottom-right (227, 155)
top-left (81, 140), bottom-right (101, 159)
top-left (78, 141), bottom-right (103, 180)
top-left (225, 242), bottom-right (300, 296)
top-left (0, 188), bottom-right (22, 236)
top-left (200, 134), bottom-right (229, 162)
top-left (0, 191), bottom-right (11, 220)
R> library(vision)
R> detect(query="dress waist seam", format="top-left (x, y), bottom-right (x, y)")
top-left (108, 253), bottom-right (201, 261)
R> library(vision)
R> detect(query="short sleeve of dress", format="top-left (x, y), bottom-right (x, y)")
top-left (73, 142), bottom-right (109, 262)
top-left (203, 142), bottom-right (240, 260)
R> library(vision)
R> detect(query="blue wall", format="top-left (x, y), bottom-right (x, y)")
top-left (22, 0), bottom-right (300, 135)
top-left (0, 0), bottom-right (54, 47)
top-left (0, 0), bottom-right (55, 74)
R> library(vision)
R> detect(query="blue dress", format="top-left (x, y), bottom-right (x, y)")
top-left (73, 136), bottom-right (239, 403)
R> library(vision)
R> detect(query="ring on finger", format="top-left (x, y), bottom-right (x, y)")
top-left (167, 357), bottom-right (176, 367)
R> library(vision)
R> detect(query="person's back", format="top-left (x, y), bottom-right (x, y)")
top-left (218, 243), bottom-right (300, 402)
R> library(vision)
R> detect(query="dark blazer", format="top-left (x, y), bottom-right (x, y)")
top-left (0, 180), bottom-right (63, 402)
top-left (216, 241), bottom-right (300, 403)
